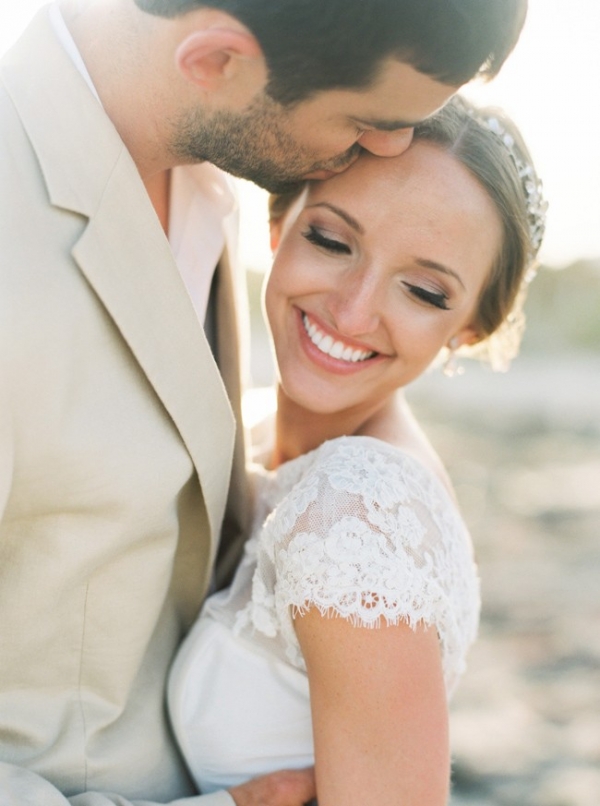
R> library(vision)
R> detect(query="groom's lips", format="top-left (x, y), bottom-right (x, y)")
top-left (302, 168), bottom-right (342, 180)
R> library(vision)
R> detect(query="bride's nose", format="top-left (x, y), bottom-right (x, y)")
top-left (327, 271), bottom-right (383, 338)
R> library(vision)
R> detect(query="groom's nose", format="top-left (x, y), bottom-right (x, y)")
top-left (357, 127), bottom-right (414, 157)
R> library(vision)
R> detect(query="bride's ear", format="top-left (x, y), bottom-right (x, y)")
top-left (269, 217), bottom-right (283, 253)
top-left (268, 186), bottom-right (309, 253)
top-left (447, 326), bottom-right (481, 351)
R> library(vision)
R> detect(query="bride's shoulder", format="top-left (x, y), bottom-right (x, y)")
top-left (259, 401), bottom-right (457, 514)
top-left (278, 434), bottom-right (455, 518)
top-left (355, 395), bottom-right (457, 501)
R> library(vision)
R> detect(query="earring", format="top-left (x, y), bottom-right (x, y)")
top-left (443, 337), bottom-right (464, 378)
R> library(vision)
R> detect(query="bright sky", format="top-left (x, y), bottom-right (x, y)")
top-left (2, 0), bottom-right (598, 269)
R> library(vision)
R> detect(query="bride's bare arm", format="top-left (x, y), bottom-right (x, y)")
top-left (294, 609), bottom-right (449, 806)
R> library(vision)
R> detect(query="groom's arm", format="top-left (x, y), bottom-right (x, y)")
top-left (0, 763), bottom-right (316, 806)
top-left (229, 767), bottom-right (316, 806)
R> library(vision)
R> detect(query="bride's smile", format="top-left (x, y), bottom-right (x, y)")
top-left (300, 310), bottom-right (378, 364)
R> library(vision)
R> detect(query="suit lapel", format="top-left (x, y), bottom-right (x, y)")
top-left (212, 248), bottom-right (252, 587)
top-left (1, 9), bottom-right (236, 546)
top-left (72, 158), bottom-right (236, 546)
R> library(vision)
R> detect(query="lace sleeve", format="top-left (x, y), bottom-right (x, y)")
top-left (245, 438), bottom-right (480, 697)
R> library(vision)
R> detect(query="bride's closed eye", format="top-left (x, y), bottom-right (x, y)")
top-left (402, 282), bottom-right (450, 310)
top-left (302, 225), bottom-right (351, 255)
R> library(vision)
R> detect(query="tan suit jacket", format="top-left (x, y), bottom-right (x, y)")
top-left (0, 8), bottom-right (249, 804)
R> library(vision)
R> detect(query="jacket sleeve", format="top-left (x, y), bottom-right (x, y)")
top-left (0, 763), bottom-right (236, 806)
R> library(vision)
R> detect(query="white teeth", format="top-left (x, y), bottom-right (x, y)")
top-left (302, 314), bottom-right (375, 363)
top-left (320, 334), bottom-right (334, 353)
top-left (329, 341), bottom-right (344, 359)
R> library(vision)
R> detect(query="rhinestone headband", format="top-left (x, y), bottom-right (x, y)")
top-left (474, 113), bottom-right (548, 271)
top-left (454, 104), bottom-right (548, 372)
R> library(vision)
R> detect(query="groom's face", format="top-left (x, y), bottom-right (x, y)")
top-left (171, 58), bottom-right (458, 193)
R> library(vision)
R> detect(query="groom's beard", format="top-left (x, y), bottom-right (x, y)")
top-left (169, 95), bottom-right (361, 194)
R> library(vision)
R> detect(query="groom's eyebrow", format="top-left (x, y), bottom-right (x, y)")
top-left (306, 203), bottom-right (364, 234)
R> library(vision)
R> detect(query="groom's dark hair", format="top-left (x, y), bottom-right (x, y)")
top-left (134, 0), bottom-right (527, 104)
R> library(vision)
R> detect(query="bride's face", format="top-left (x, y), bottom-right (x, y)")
top-left (264, 142), bottom-right (502, 418)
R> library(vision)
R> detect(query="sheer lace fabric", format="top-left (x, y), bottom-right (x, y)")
top-left (170, 436), bottom-right (481, 792)
top-left (207, 436), bottom-right (480, 698)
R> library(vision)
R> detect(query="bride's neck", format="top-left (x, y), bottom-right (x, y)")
top-left (271, 385), bottom-right (398, 469)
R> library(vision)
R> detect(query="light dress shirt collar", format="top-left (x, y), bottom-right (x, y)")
top-left (48, 2), bottom-right (236, 324)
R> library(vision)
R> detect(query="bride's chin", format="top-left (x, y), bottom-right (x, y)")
top-left (278, 377), bottom-right (343, 416)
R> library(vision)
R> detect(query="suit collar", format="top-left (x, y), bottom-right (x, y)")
top-left (1, 9), bottom-right (237, 545)
top-left (1, 8), bottom-right (120, 217)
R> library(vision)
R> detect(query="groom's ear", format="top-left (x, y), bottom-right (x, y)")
top-left (175, 15), bottom-right (266, 94)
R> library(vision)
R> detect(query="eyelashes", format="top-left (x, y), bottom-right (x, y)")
top-left (402, 283), bottom-right (450, 310)
top-left (302, 225), bottom-right (351, 255)
top-left (302, 224), bottom-right (451, 311)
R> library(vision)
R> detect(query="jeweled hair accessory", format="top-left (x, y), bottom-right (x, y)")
top-left (477, 113), bottom-right (548, 271)
top-left (455, 104), bottom-right (548, 372)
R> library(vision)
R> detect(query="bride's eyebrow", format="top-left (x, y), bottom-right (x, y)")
top-left (415, 258), bottom-right (465, 290)
top-left (305, 203), bottom-right (364, 235)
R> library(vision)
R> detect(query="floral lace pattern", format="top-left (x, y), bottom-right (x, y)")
top-left (232, 436), bottom-right (480, 697)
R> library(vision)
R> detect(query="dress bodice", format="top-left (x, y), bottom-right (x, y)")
top-left (169, 436), bottom-right (480, 794)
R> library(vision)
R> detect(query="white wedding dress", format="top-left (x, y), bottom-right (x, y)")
top-left (168, 436), bottom-right (480, 795)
